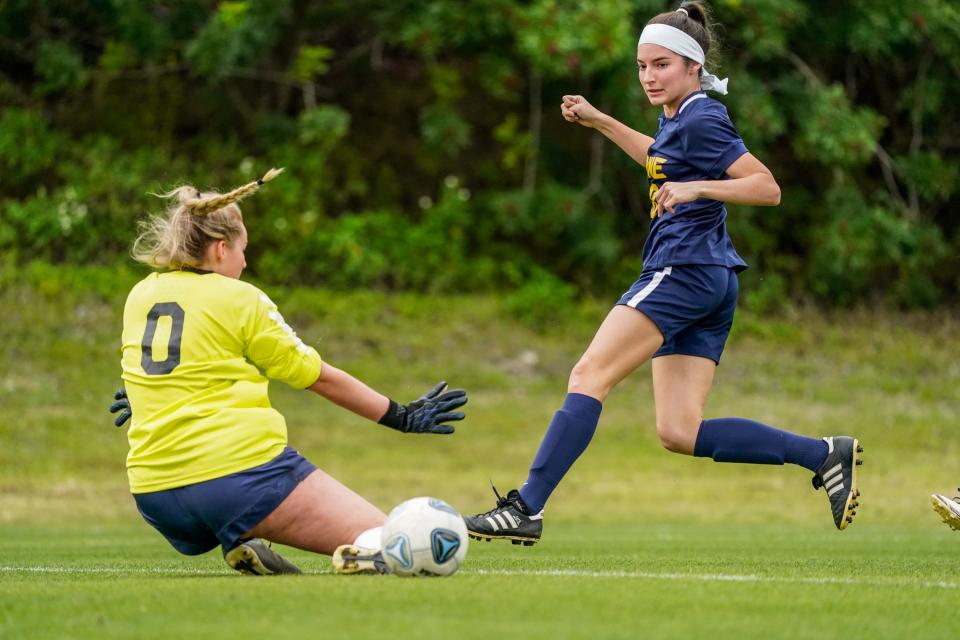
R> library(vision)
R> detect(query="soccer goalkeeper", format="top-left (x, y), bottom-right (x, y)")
top-left (109, 168), bottom-right (466, 575)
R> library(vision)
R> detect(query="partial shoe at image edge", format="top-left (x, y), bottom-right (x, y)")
top-left (930, 494), bottom-right (960, 532)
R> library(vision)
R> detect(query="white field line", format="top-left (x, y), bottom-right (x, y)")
top-left (470, 568), bottom-right (960, 590)
top-left (3, 565), bottom-right (959, 590)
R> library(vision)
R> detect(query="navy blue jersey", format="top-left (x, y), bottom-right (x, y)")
top-left (641, 91), bottom-right (749, 272)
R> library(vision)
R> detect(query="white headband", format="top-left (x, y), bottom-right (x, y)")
top-left (637, 23), bottom-right (729, 95)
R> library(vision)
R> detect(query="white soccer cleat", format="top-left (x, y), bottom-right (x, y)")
top-left (930, 492), bottom-right (960, 531)
top-left (332, 545), bottom-right (390, 575)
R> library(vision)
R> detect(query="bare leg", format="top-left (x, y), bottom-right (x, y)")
top-left (651, 354), bottom-right (717, 454)
top-left (245, 469), bottom-right (386, 555)
top-left (512, 306), bottom-right (664, 515)
top-left (568, 305), bottom-right (665, 400)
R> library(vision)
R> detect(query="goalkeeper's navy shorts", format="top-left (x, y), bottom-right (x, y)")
top-left (616, 265), bottom-right (738, 365)
top-left (133, 447), bottom-right (317, 555)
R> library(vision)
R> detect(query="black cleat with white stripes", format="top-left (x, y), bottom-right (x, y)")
top-left (464, 487), bottom-right (543, 545)
top-left (812, 436), bottom-right (863, 530)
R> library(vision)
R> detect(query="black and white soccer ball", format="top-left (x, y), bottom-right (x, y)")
top-left (380, 497), bottom-right (469, 577)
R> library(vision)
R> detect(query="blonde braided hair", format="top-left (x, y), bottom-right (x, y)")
top-left (184, 167), bottom-right (284, 215)
top-left (132, 168), bottom-right (283, 269)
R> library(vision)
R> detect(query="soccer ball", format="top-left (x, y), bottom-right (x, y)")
top-left (380, 496), bottom-right (469, 577)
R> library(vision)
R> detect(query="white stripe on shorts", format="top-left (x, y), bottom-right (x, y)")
top-left (626, 267), bottom-right (672, 308)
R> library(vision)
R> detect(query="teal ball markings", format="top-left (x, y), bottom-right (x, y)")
top-left (431, 528), bottom-right (461, 564)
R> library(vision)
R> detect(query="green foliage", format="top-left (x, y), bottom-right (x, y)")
top-left (420, 104), bottom-right (471, 157)
top-left (34, 41), bottom-right (87, 95)
top-left (184, 0), bottom-right (289, 81)
top-left (896, 151), bottom-right (959, 203)
top-left (740, 272), bottom-right (790, 314)
top-left (492, 114), bottom-right (531, 170)
top-left (723, 71), bottom-right (788, 146)
top-left (724, 0), bottom-right (808, 60)
top-left (503, 266), bottom-right (577, 327)
top-left (514, 0), bottom-right (636, 77)
top-left (97, 40), bottom-right (137, 74)
top-left (807, 185), bottom-right (948, 307)
top-left (0, 109), bottom-right (66, 185)
top-left (257, 176), bottom-right (476, 291)
top-left (791, 84), bottom-right (885, 167)
top-left (488, 184), bottom-right (622, 289)
top-left (0, 0), bottom-right (958, 307)
top-left (297, 105), bottom-right (350, 147)
top-left (291, 45), bottom-right (334, 83)
top-left (387, 0), bottom-right (516, 57)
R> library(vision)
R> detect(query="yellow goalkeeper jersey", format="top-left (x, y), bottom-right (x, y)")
top-left (120, 270), bottom-right (322, 493)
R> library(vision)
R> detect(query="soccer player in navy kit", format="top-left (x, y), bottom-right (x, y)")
top-left (465, 1), bottom-right (862, 544)
top-left (110, 169), bottom-right (467, 575)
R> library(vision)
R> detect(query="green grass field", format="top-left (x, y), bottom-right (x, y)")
top-left (2, 523), bottom-right (958, 639)
top-left (2, 265), bottom-right (959, 638)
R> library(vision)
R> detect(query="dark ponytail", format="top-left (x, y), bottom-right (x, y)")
top-left (678, 1), bottom-right (710, 35)
top-left (646, 1), bottom-right (718, 70)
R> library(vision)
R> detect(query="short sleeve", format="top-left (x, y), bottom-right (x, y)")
top-left (242, 288), bottom-right (322, 389)
top-left (681, 105), bottom-right (748, 179)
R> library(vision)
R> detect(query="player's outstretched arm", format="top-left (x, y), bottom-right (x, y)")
top-left (561, 94), bottom-right (654, 165)
top-left (307, 364), bottom-right (467, 434)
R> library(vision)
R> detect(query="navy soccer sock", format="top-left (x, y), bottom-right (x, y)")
top-left (693, 417), bottom-right (828, 472)
top-left (519, 393), bottom-right (602, 514)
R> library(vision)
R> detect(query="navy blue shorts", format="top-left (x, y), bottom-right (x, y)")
top-left (616, 265), bottom-right (738, 364)
top-left (133, 447), bottom-right (317, 556)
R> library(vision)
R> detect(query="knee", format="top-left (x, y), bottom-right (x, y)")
top-left (567, 356), bottom-right (611, 400)
top-left (656, 419), bottom-right (697, 454)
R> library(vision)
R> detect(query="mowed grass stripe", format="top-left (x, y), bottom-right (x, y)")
top-left (5, 564), bottom-right (959, 591)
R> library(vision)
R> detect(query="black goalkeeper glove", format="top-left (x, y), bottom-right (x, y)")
top-left (109, 387), bottom-right (132, 428)
top-left (378, 381), bottom-right (467, 435)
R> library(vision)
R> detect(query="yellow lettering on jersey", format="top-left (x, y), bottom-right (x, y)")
top-left (646, 156), bottom-right (667, 218)
top-left (645, 156), bottom-right (667, 180)
top-left (152, 315), bottom-right (173, 362)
